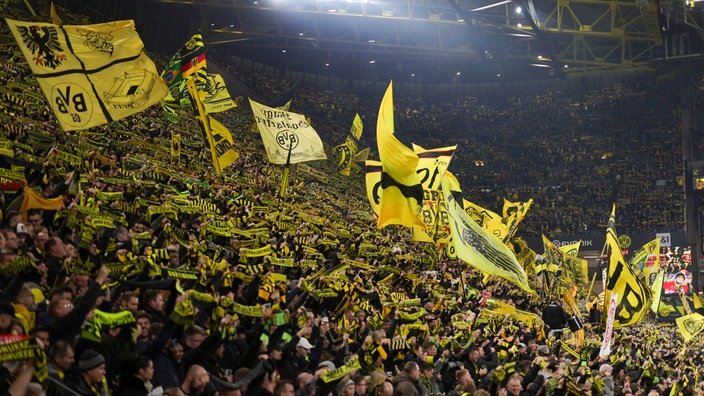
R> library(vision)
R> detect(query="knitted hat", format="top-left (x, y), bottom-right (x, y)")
top-left (78, 349), bottom-right (105, 371)
top-left (0, 301), bottom-right (14, 317)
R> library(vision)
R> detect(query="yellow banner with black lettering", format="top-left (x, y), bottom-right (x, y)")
top-left (321, 356), bottom-right (361, 383)
top-left (267, 256), bottom-right (295, 267)
top-left (241, 246), bottom-right (273, 257)
top-left (165, 268), bottom-right (199, 280)
top-left (249, 99), bottom-right (327, 165)
top-left (0, 336), bottom-right (37, 362)
top-left (231, 301), bottom-right (264, 317)
top-left (93, 309), bottom-right (135, 329)
top-left (603, 204), bottom-right (652, 328)
top-left (0, 168), bottom-right (25, 181)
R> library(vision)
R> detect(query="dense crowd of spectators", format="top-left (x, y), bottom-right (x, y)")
top-left (218, 53), bottom-right (686, 237)
top-left (1, 3), bottom-right (704, 396)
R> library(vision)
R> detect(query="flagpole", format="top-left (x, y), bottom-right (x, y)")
top-left (585, 271), bottom-right (597, 304)
top-left (276, 142), bottom-right (294, 222)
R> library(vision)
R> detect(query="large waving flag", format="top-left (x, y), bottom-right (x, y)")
top-left (161, 34), bottom-right (235, 123)
top-left (442, 171), bottom-right (534, 294)
top-left (6, 18), bottom-right (168, 131)
top-left (249, 99), bottom-right (326, 164)
top-left (411, 144), bottom-right (456, 243)
top-left (603, 204), bottom-right (652, 328)
top-left (376, 81), bottom-right (425, 230)
top-left (186, 79), bottom-right (238, 174)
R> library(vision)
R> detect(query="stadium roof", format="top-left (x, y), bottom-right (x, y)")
top-left (65, 0), bottom-right (704, 84)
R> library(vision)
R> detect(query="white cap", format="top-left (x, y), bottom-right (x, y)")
top-left (16, 223), bottom-right (28, 235)
top-left (297, 337), bottom-right (314, 349)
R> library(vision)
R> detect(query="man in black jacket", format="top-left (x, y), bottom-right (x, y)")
top-left (47, 265), bottom-right (109, 345)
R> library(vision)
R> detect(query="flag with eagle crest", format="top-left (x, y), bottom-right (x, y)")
top-left (5, 18), bottom-right (167, 131)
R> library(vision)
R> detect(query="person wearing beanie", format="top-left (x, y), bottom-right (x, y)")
top-left (65, 349), bottom-right (108, 396)
top-left (0, 301), bottom-right (15, 334)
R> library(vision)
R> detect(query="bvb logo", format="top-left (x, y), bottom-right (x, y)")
top-left (275, 130), bottom-right (299, 151)
top-left (51, 83), bottom-right (92, 128)
top-left (618, 235), bottom-right (632, 250)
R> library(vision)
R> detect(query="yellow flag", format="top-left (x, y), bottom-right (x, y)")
top-left (333, 136), bottom-right (358, 176)
top-left (171, 132), bottom-right (181, 159)
top-left (376, 81), bottom-right (425, 230)
top-left (352, 147), bottom-right (370, 163)
top-left (693, 291), bottom-right (704, 311)
top-left (367, 144), bottom-right (455, 239)
top-left (249, 99), bottom-right (327, 164)
top-left (650, 271), bottom-right (664, 313)
top-left (441, 172), bottom-right (534, 294)
top-left (412, 144), bottom-right (456, 242)
top-left (6, 18), bottom-right (167, 131)
top-left (501, 199), bottom-right (533, 242)
top-left (629, 237), bottom-right (660, 286)
top-left (542, 235), bottom-right (563, 269)
top-left (603, 204), bottom-right (652, 328)
top-left (202, 73), bottom-right (236, 113)
top-left (559, 241), bottom-right (589, 289)
top-left (186, 79), bottom-right (239, 174)
top-left (675, 313), bottom-right (704, 342)
top-left (412, 144), bottom-right (457, 190)
top-left (365, 160), bottom-right (382, 215)
top-left (463, 199), bottom-right (506, 227)
top-left (334, 114), bottom-right (364, 176)
top-left (51, 2), bottom-right (63, 25)
top-left (350, 113), bottom-right (363, 140)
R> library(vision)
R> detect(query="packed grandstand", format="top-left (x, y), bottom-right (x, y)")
top-left (0, 1), bottom-right (703, 396)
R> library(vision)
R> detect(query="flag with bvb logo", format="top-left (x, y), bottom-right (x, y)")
top-left (6, 18), bottom-right (168, 132)
top-left (249, 99), bottom-right (326, 165)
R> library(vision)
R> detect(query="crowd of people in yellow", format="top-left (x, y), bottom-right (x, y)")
top-left (0, 2), bottom-right (703, 396)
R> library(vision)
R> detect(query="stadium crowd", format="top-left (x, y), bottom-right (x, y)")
top-left (0, 2), bottom-right (703, 396)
